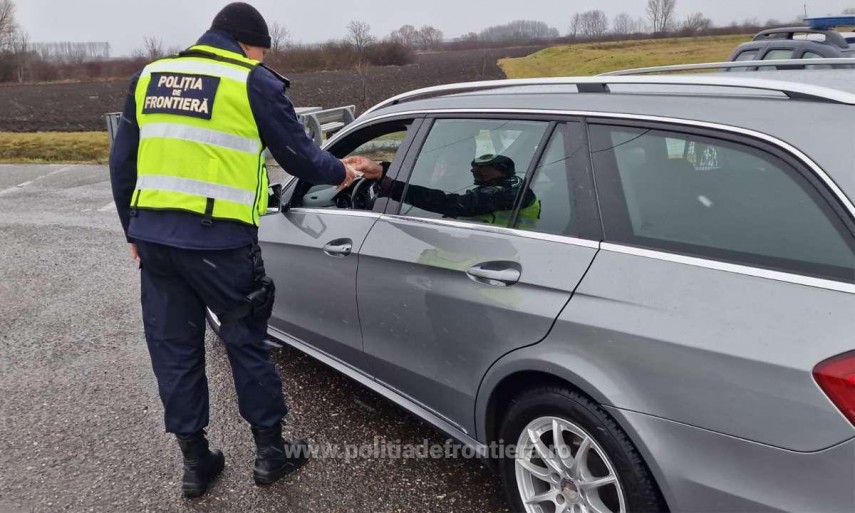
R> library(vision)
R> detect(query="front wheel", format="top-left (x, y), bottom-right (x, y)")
top-left (499, 387), bottom-right (667, 513)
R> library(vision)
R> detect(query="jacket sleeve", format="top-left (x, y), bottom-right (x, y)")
top-left (248, 67), bottom-right (346, 185)
top-left (109, 73), bottom-right (141, 243)
top-left (380, 178), bottom-right (518, 218)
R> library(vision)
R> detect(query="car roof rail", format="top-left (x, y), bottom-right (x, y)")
top-left (752, 26), bottom-right (849, 48)
top-left (361, 70), bottom-right (855, 116)
top-left (600, 58), bottom-right (855, 75)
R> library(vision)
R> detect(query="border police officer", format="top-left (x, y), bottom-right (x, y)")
top-left (110, 2), bottom-right (359, 498)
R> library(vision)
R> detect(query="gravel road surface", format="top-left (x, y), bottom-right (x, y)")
top-left (0, 164), bottom-right (510, 512)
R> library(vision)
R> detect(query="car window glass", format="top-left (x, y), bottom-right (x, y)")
top-left (730, 50), bottom-right (759, 72)
top-left (803, 51), bottom-right (833, 69)
top-left (297, 124), bottom-right (410, 210)
top-left (513, 123), bottom-right (584, 237)
top-left (757, 49), bottom-right (796, 70)
top-left (398, 119), bottom-right (548, 228)
top-left (763, 49), bottom-right (795, 60)
top-left (590, 125), bottom-right (855, 282)
top-left (349, 131), bottom-right (408, 162)
top-left (734, 50), bottom-right (758, 61)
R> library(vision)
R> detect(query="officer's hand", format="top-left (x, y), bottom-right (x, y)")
top-left (343, 156), bottom-right (384, 180)
top-left (337, 163), bottom-right (361, 191)
top-left (129, 243), bottom-right (139, 261)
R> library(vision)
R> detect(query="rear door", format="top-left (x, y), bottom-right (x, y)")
top-left (260, 117), bottom-right (422, 369)
top-left (356, 117), bottom-right (601, 433)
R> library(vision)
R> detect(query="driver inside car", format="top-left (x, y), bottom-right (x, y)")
top-left (343, 153), bottom-right (541, 227)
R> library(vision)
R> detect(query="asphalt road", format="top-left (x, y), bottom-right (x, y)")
top-left (0, 165), bottom-right (510, 512)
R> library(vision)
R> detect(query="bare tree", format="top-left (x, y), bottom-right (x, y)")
top-left (0, 0), bottom-right (18, 51)
top-left (346, 20), bottom-right (374, 55)
top-left (741, 17), bottom-right (760, 30)
top-left (579, 10), bottom-right (609, 38)
top-left (612, 13), bottom-right (636, 35)
top-left (32, 41), bottom-right (110, 62)
top-left (569, 13), bottom-right (581, 39)
top-left (682, 12), bottom-right (712, 35)
top-left (389, 24), bottom-right (419, 47)
top-left (417, 25), bottom-right (443, 50)
top-left (479, 20), bottom-right (559, 43)
top-left (134, 36), bottom-right (166, 60)
top-left (647, 0), bottom-right (677, 33)
top-left (269, 22), bottom-right (291, 53)
top-left (10, 29), bottom-right (29, 81)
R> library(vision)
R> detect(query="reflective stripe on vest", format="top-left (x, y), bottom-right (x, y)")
top-left (466, 199), bottom-right (542, 228)
top-left (135, 175), bottom-right (256, 206)
top-left (132, 45), bottom-right (267, 226)
top-left (140, 123), bottom-right (261, 155)
top-left (144, 59), bottom-right (250, 83)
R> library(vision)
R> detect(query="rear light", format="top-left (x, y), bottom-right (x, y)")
top-left (814, 351), bottom-right (855, 427)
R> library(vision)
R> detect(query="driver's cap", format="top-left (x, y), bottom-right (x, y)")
top-left (471, 154), bottom-right (515, 176)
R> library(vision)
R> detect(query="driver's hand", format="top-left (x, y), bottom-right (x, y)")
top-left (343, 156), bottom-right (384, 180)
top-left (337, 162), bottom-right (361, 191)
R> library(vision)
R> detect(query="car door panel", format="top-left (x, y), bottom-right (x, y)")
top-left (354, 118), bottom-right (600, 434)
top-left (260, 210), bottom-right (378, 368)
top-left (258, 117), bottom-right (423, 368)
top-left (358, 216), bottom-right (598, 433)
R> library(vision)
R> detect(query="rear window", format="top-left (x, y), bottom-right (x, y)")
top-left (590, 124), bottom-right (855, 282)
top-left (734, 50), bottom-right (759, 61)
top-left (803, 51), bottom-right (833, 69)
top-left (763, 49), bottom-right (795, 60)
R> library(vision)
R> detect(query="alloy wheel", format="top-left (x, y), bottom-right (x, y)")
top-left (515, 416), bottom-right (626, 513)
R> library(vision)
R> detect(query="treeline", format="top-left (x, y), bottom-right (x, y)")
top-left (32, 41), bottom-right (111, 62)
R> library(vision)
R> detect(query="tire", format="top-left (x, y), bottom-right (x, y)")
top-left (498, 386), bottom-right (667, 513)
top-left (205, 307), bottom-right (223, 338)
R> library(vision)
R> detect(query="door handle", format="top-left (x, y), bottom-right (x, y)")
top-left (323, 238), bottom-right (353, 257)
top-left (466, 262), bottom-right (522, 287)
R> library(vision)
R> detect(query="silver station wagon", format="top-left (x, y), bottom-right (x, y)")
top-left (209, 67), bottom-right (855, 513)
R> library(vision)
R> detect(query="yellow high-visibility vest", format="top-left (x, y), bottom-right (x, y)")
top-left (132, 45), bottom-right (268, 226)
top-left (466, 198), bottom-right (542, 228)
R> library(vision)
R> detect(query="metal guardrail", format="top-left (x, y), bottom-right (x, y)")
top-left (300, 106), bottom-right (356, 145)
top-left (106, 112), bottom-right (121, 149)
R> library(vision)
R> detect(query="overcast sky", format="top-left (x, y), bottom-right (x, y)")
top-left (15, 0), bottom-right (855, 56)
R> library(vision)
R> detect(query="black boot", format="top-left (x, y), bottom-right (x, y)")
top-left (251, 423), bottom-right (309, 485)
top-left (176, 431), bottom-right (225, 498)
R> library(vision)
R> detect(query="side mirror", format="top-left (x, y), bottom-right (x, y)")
top-left (266, 183), bottom-right (283, 215)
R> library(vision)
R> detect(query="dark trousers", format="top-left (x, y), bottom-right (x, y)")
top-left (136, 241), bottom-right (287, 435)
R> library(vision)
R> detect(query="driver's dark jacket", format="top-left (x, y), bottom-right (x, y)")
top-left (379, 175), bottom-right (536, 222)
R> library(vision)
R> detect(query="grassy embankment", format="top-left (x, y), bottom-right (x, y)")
top-left (0, 132), bottom-right (109, 164)
top-left (498, 34), bottom-right (751, 78)
top-left (0, 35), bottom-right (751, 165)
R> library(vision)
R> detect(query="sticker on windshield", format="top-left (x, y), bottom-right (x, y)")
top-left (142, 73), bottom-right (220, 120)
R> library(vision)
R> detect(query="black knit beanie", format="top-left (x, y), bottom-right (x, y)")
top-left (211, 2), bottom-right (271, 49)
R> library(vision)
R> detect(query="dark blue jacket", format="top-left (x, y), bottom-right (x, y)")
top-left (110, 30), bottom-right (346, 250)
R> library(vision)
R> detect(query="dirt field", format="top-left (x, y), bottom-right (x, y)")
top-left (0, 47), bottom-right (541, 133)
